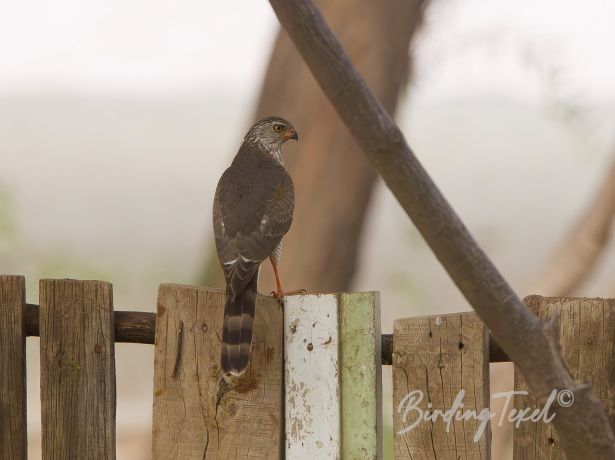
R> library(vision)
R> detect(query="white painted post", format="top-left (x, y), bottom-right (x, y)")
top-left (284, 294), bottom-right (341, 459)
top-left (284, 292), bottom-right (382, 459)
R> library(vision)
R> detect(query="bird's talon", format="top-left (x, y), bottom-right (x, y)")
top-left (271, 288), bottom-right (307, 297)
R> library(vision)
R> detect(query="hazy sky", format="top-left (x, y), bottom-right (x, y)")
top-left (0, 0), bottom-right (276, 95)
top-left (1, 0), bottom-right (614, 103)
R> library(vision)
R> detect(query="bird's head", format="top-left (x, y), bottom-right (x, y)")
top-left (244, 116), bottom-right (298, 150)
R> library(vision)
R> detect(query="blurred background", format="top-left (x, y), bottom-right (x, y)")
top-left (2, 0), bottom-right (615, 458)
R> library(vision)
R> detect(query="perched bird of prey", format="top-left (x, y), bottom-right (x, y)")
top-left (213, 116), bottom-right (298, 376)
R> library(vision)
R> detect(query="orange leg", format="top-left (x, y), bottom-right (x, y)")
top-left (269, 256), bottom-right (307, 298)
top-left (270, 256), bottom-right (284, 298)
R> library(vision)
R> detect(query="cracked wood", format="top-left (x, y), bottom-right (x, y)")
top-left (393, 313), bottom-right (490, 459)
top-left (152, 285), bottom-right (282, 459)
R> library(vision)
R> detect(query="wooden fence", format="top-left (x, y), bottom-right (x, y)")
top-left (1, 275), bottom-right (614, 459)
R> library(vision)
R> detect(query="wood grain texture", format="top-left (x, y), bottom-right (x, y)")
top-left (285, 294), bottom-right (340, 459)
top-left (339, 292), bottom-right (382, 459)
top-left (514, 296), bottom-right (615, 459)
top-left (0, 275), bottom-right (27, 459)
top-left (39, 279), bottom-right (116, 460)
top-left (393, 313), bottom-right (490, 459)
top-left (152, 284), bottom-right (282, 459)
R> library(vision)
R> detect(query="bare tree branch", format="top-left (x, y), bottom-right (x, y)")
top-left (267, 0), bottom-right (615, 456)
top-left (529, 154), bottom-right (615, 295)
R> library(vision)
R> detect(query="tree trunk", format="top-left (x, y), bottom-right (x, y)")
top-left (202, 0), bottom-right (427, 293)
top-left (528, 153), bottom-right (615, 296)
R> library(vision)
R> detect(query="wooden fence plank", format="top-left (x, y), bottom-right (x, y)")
top-left (514, 296), bottom-right (615, 459)
top-left (152, 285), bottom-right (283, 459)
top-left (39, 279), bottom-right (116, 460)
top-left (0, 275), bottom-right (27, 459)
top-left (339, 292), bottom-right (382, 460)
top-left (393, 312), bottom-right (491, 460)
top-left (285, 294), bottom-right (341, 459)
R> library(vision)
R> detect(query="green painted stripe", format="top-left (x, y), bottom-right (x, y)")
top-left (339, 292), bottom-right (382, 460)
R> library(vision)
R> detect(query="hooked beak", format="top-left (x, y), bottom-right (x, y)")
top-left (284, 128), bottom-right (299, 141)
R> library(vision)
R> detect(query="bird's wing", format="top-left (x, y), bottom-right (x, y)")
top-left (213, 170), bottom-right (236, 266)
top-left (213, 148), bottom-right (294, 298)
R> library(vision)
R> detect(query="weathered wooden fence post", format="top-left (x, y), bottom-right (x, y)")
top-left (392, 312), bottom-right (491, 459)
top-left (284, 292), bottom-right (382, 459)
top-left (0, 275), bottom-right (28, 460)
top-left (39, 279), bottom-right (116, 459)
top-left (8, 274), bottom-right (615, 460)
top-left (151, 285), bottom-right (283, 459)
top-left (514, 296), bottom-right (615, 459)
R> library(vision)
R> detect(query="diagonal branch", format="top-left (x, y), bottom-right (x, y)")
top-left (267, 0), bottom-right (615, 456)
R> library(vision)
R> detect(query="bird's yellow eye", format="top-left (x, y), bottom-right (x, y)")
top-left (273, 124), bottom-right (284, 133)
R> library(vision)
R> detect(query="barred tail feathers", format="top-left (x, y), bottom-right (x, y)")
top-left (220, 275), bottom-right (257, 376)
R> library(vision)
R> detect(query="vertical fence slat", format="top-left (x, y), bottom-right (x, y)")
top-left (513, 296), bottom-right (615, 460)
top-left (285, 294), bottom-right (341, 459)
top-left (40, 279), bottom-right (116, 459)
top-left (339, 292), bottom-right (382, 459)
top-left (0, 275), bottom-right (27, 459)
top-left (152, 285), bottom-right (283, 459)
top-left (393, 312), bottom-right (491, 459)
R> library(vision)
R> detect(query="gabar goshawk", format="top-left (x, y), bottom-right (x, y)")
top-left (213, 116), bottom-right (298, 376)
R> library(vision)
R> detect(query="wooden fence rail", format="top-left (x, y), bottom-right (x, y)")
top-left (2, 274), bottom-right (614, 459)
top-left (21, 303), bottom-right (511, 363)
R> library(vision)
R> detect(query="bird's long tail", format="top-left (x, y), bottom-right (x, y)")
top-left (221, 274), bottom-right (257, 376)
